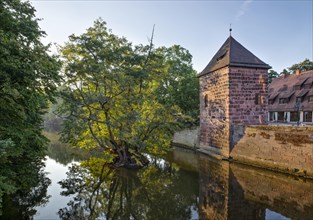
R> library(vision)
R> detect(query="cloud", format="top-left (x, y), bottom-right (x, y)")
top-left (235, 0), bottom-right (253, 22)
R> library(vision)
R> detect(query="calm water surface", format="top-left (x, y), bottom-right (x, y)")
top-left (2, 142), bottom-right (313, 219)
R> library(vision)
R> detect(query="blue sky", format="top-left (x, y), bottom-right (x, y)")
top-left (30, 0), bottom-right (313, 73)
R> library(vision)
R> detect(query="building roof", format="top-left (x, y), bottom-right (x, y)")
top-left (199, 36), bottom-right (271, 76)
top-left (280, 90), bottom-right (295, 99)
top-left (269, 70), bottom-right (313, 112)
top-left (296, 89), bottom-right (310, 97)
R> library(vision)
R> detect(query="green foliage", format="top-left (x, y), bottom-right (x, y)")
top-left (0, 0), bottom-right (61, 208)
top-left (0, 0), bottom-right (61, 155)
top-left (288, 58), bottom-right (313, 73)
top-left (268, 69), bottom-right (279, 83)
top-left (280, 68), bottom-right (290, 75)
top-left (0, 158), bottom-right (51, 218)
top-left (43, 98), bottom-right (63, 133)
top-left (155, 45), bottom-right (199, 120)
top-left (59, 19), bottom-right (193, 167)
top-left (269, 59), bottom-right (313, 83)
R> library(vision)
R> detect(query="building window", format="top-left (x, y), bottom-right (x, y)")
top-left (294, 85), bottom-right (301, 90)
top-left (255, 94), bottom-right (259, 104)
top-left (304, 111), bottom-right (313, 122)
top-left (296, 97), bottom-right (302, 103)
top-left (269, 112), bottom-right (276, 121)
top-left (290, 111), bottom-right (299, 122)
top-left (269, 99), bottom-right (274, 105)
top-left (304, 84), bottom-right (311, 89)
top-left (309, 96), bottom-right (313, 103)
top-left (277, 112), bottom-right (285, 121)
top-left (279, 98), bottom-right (288, 104)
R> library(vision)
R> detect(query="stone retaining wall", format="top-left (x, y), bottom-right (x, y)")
top-left (172, 127), bottom-right (199, 149)
top-left (231, 125), bottom-right (313, 177)
top-left (174, 125), bottom-right (313, 178)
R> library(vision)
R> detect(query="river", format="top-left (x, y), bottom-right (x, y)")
top-left (1, 139), bottom-right (313, 219)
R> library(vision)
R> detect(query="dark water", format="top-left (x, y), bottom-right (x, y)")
top-left (1, 141), bottom-right (313, 219)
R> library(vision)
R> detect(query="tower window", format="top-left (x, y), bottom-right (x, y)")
top-left (204, 95), bottom-right (209, 107)
top-left (255, 94), bottom-right (265, 105)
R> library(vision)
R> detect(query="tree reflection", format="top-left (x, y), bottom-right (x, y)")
top-left (0, 158), bottom-right (51, 219)
top-left (58, 157), bottom-right (198, 219)
top-left (47, 140), bottom-right (83, 165)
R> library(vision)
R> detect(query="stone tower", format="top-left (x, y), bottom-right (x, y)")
top-left (198, 36), bottom-right (271, 158)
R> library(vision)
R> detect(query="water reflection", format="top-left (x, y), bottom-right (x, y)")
top-left (197, 152), bottom-right (313, 220)
top-left (1, 144), bottom-right (313, 219)
top-left (46, 133), bottom-right (83, 165)
top-left (0, 159), bottom-right (51, 219)
top-left (58, 157), bottom-right (199, 219)
top-left (229, 163), bottom-right (313, 220)
top-left (56, 148), bottom-right (313, 220)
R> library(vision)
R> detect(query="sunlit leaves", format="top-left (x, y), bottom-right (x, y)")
top-left (288, 58), bottom-right (313, 73)
top-left (59, 19), bottom-right (182, 167)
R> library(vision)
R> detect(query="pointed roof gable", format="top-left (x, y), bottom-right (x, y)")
top-left (199, 36), bottom-right (271, 77)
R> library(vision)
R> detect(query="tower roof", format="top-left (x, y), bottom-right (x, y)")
top-left (199, 36), bottom-right (271, 77)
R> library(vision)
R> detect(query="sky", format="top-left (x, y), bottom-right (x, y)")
top-left (30, 0), bottom-right (313, 73)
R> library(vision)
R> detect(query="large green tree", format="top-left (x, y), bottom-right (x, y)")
top-left (59, 19), bottom-right (188, 168)
top-left (0, 0), bottom-right (61, 206)
top-left (155, 45), bottom-right (199, 120)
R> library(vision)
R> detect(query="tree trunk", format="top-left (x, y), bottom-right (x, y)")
top-left (114, 147), bottom-right (149, 169)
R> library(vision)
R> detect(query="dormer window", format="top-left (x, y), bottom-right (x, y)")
top-left (294, 85), bottom-right (301, 90)
top-left (279, 98), bottom-right (288, 104)
top-left (304, 84), bottom-right (312, 89)
top-left (296, 97), bottom-right (302, 103)
top-left (216, 51), bottom-right (227, 62)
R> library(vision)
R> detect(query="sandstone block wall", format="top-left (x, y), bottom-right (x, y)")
top-left (199, 66), bottom-right (230, 157)
top-left (231, 125), bottom-right (313, 177)
top-left (228, 67), bottom-right (268, 125)
top-left (199, 67), bottom-right (269, 158)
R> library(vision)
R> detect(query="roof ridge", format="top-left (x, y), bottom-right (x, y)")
top-left (228, 36), bottom-right (232, 62)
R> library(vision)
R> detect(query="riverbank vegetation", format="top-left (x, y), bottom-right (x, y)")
top-left (0, 0), bottom-right (61, 211)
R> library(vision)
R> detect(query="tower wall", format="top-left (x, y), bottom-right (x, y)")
top-left (199, 67), bottom-right (268, 158)
top-left (199, 66), bottom-right (230, 157)
top-left (228, 67), bottom-right (268, 125)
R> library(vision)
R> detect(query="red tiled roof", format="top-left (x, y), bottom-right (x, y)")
top-left (269, 92), bottom-right (279, 100)
top-left (279, 90), bottom-right (295, 99)
top-left (296, 89), bottom-right (310, 97)
top-left (269, 70), bottom-right (313, 112)
top-left (294, 77), bottom-right (309, 86)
